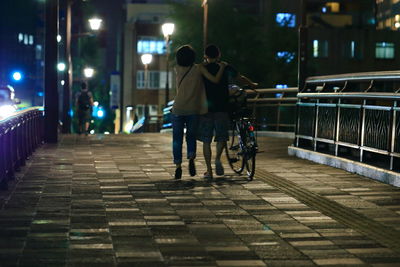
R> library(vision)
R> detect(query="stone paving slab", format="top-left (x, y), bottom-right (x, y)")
top-left (0, 133), bottom-right (399, 266)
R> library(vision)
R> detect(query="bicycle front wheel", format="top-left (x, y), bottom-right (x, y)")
top-left (243, 128), bottom-right (257, 180)
top-left (245, 153), bottom-right (256, 180)
top-left (226, 122), bottom-right (244, 174)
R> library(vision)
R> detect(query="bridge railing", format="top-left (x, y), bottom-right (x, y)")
top-left (0, 107), bottom-right (44, 189)
top-left (295, 71), bottom-right (400, 172)
top-left (246, 87), bottom-right (298, 131)
top-left (161, 87), bottom-right (298, 132)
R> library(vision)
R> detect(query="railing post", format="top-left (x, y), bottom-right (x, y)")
top-left (335, 99), bottom-right (341, 156)
top-left (314, 100), bottom-right (320, 151)
top-left (390, 102), bottom-right (397, 170)
top-left (360, 100), bottom-right (366, 163)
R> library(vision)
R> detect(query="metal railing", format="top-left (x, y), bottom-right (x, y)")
top-left (161, 87), bottom-right (298, 132)
top-left (0, 107), bottom-right (44, 189)
top-left (246, 87), bottom-right (298, 131)
top-left (295, 71), bottom-right (400, 172)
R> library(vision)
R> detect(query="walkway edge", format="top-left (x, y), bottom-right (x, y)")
top-left (288, 146), bottom-right (400, 187)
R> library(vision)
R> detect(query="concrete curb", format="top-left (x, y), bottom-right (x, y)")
top-left (288, 146), bottom-right (400, 187)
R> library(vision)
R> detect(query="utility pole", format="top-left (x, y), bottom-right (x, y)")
top-left (202, 0), bottom-right (208, 51)
top-left (44, 0), bottom-right (59, 143)
top-left (62, 0), bottom-right (72, 133)
top-left (298, 0), bottom-right (308, 91)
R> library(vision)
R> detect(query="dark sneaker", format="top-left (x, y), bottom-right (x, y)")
top-left (215, 161), bottom-right (224, 176)
top-left (174, 167), bottom-right (182, 179)
top-left (203, 171), bottom-right (213, 180)
top-left (189, 159), bottom-right (196, 176)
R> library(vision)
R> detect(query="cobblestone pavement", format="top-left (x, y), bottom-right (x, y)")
top-left (0, 133), bottom-right (400, 267)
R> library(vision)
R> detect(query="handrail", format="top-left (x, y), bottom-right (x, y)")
top-left (248, 97), bottom-right (298, 103)
top-left (296, 70), bottom-right (400, 173)
top-left (245, 88), bottom-right (298, 94)
top-left (306, 70), bottom-right (400, 84)
top-left (0, 107), bottom-right (44, 190)
top-left (298, 92), bottom-right (400, 100)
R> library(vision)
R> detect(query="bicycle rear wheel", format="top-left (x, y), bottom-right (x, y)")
top-left (226, 122), bottom-right (244, 174)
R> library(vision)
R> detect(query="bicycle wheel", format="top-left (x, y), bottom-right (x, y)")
top-left (226, 121), bottom-right (244, 174)
top-left (243, 125), bottom-right (257, 180)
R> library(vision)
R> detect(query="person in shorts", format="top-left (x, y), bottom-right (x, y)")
top-left (198, 44), bottom-right (257, 179)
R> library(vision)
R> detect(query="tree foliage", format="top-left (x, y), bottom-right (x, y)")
top-left (168, 0), bottom-right (298, 87)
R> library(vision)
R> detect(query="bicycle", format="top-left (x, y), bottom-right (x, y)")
top-left (226, 86), bottom-right (259, 180)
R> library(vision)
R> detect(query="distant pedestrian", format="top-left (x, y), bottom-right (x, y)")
top-left (172, 45), bottom-right (226, 179)
top-left (198, 44), bottom-right (257, 179)
top-left (75, 82), bottom-right (94, 135)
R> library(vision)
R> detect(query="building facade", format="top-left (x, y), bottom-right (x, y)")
top-left (0, 0), bottom-right (45, 107)
top-left (122, 2), bottom-right (172, 132)
top-left (376, 0), bottom-right (400, 30)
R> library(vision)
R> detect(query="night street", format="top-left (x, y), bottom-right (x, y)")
top-left (1, 134), bottom-right (399, 266)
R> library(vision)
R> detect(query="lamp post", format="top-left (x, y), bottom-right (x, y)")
top-left (62, 0), bottom-right (103, 134)
top-left (298, 0), bottom-right (308, 90)
top-left (141, 54), bottom-right (153, 89)
top-left (202, 0), bottom-right (208, 51)
top-left (44, 0), bottom-right (59, 143)
top-left (161, 23), bottom-right (174, 106)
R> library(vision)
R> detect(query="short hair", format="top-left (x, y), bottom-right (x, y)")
top-left (176, 45), bottom-right (195, 67)
top-left (81, 82), bottom-right (87, 90)
top-left (205, 44), bottom-right (220, 59)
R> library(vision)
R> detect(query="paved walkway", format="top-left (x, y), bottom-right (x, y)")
top-left (0, 134), bottom-right (400, 267)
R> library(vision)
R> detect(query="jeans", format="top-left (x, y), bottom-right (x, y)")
top-left (172, 114), bottom-right (199, 164)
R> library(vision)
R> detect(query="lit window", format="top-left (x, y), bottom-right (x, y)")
top-left (275, 84), bottom-right (288, 98)
top-left (137, 38), bottom-right (165, 54)
top-left (276, 51), bottom-right (295, 63)
top-left (24, 34), bottom-right (29, 45)
top-left (29, 35), bottom-right (34, 45)
top-left (18, 33), bottom-right (23, 43)
top-left (137, 71), bottom-right (145, 88)
top-left (375, 42), bottom-right (395, 59)
top-left (326, 2), bottom-right (340, 13)
top-left (276, 13), bottom-right (296, 27)
top-left (344, 41), bottom-right (361, 59)
top-left (137, 71), bottom-right (163, 89)
top-left (313, 40), bottom-right (329, 58)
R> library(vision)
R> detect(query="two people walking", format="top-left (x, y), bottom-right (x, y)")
top-left (171, 44), bottom-right (257, 180)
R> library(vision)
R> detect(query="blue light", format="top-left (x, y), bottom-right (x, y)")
top-left (275, 84), bottom-right (288, 98)
top-left (276, 51), bottom-right (295, 63)
top-left (96, 108), bottom-right (105, 118)
top-left (11, 71), bottom-right (23, 82)
top-left (37, 92), bottom-right (44, 97)
top-left (137, 40), bottom-right (166, 54)
top-left (276, 13), bottom-right (296, 27)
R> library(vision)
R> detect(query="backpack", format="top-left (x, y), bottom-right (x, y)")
top-left (78, 91), bottom-right (91, 110)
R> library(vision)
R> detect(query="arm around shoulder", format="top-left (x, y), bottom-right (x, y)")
top-left (198, 63), bottom-right (226, 83)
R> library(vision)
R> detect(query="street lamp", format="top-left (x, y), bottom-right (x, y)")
top-left (161, 22), bottom-right (175, 106)
top-left (57, 62), bottom-right (66, 72)
top-left (83, 67), bottom-right (95, 79)
top-left (201, 0), bottom-right (208, 51)
top-left (141, 54), bottom-right (153, 89)
top-left (88, 17), bottom-right (102, 31)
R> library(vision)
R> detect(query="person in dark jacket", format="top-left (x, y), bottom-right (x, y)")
top-left (198, 44), bottom-right (257, 179)
top-left (75, 82), bottom-right (94, 135)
